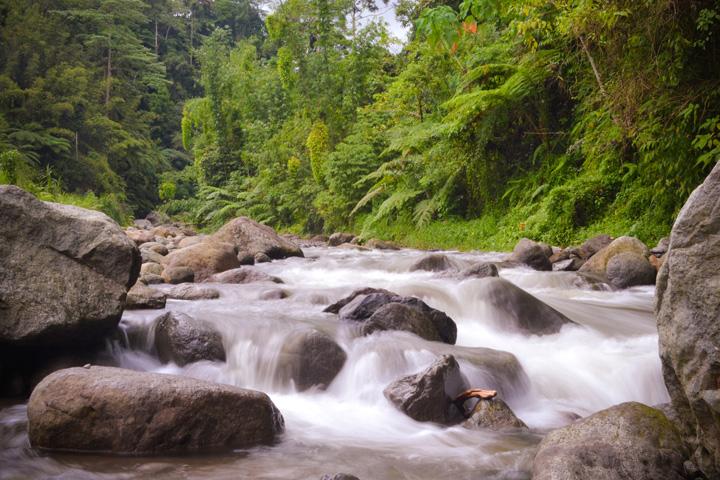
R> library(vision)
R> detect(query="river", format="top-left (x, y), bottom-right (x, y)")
top-left (0, 245), bottom-right (669, 479)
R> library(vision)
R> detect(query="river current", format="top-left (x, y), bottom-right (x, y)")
top-left (0, 246), bottom-right (668, 479)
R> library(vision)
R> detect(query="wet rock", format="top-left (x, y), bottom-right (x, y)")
top-left (384, 355), bottom-right (468, 425)
top-left (212, 216), bottom-right (303, 259)
top-left (476, 278), bottom-right (575, 335)
top-left (237, 251), bottom-right (255, 265)
top-left (154, 312), bottom-right (225, 365)
top-left (165, 284), bottom-right (220, 301)
top-left (323, 288), bottom-right (395, 314)
top-left (606, 252), bottom-right (656, 288)
top-left (0, 186), bottom-right (140, 348)
top-left (362, 303), bottom-right (443, 342)
top-left (449, 346), bottom-right (529, 399)
top-left (532, 402), bottom-right (688, 480)
top-left (336, 243), bottom-right (369, 251)
top-left (259, 289), bottom-right (290, 300)
top-left (577, 234), bottom-right (614, 260)
top-left (254, 252), bottom-right (271, 263)
top-left (206, 267), bottom-right (283, 284)
top-left (579, 236), bottom-right (649, 277)
top-left (460, 262), bottom-right (499, 278)
top-left (461, 398), bottom-right (527, 431)
top-left (651, 236), bottom-right (670, 256)
top-left (552, 256), bottom-right (585, 272)
top-left (365, 238), bottom-right (400, 250)
top-left (656, 161), bottom-right (720, 478)
top-left (141, 262), bottom-right (164, 276)
top-left (320, 475), bottom-right (360, 480)
top-left (278, 329), bottom-right (346, 391)
top-left (510, 238), bottom-right (552, 271)
top-left (410, 253), bottom-right (454, 272)
top-left (126, 283), bottom-right (167, 309)
top-left (310, 234), bottom-right (329, 243)
top-left (165, 241), bottom-right (240, 282)
top-left (140, 242), bottom-right (169, 255)
top-left (140, 273), bottom-right (164, 285)
top-left (328, 232), bottom-right (355, 246)
top-left (161, 266), bottom-right (194, 284)
top-left (141, 248), bottom-right (167, 265)
top-left (28, 366), bottom-right (283, 454)
top-left (548, 249), bottom-right (570, 264)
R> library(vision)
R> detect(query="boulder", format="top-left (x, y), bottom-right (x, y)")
top-left (164, 241), bottom-right (239, 282)
top-left (384, 355), bottom-right (468, 425)
top-left (237, 251), bottom-right (255, 265)
top-left (277, 329), bottom-right (347, 391)
top-left (510, 238), bottom-right (552, 271)
top-left (28, 366), bottom-right (283, 454)
top-left (579, 236), bottom-right (649, 277)
top-left (577, 234), bottom-right (614, 260)
top-left (532, 402), bottom-right (688, 480)
top-left (409, 253), bottom-right (454, 272)
top-left (165, 284), bottom-right (220, 301)
top-left (460, 262), bottom-right (499, 278)
top-left (177, 236), bottom-right (205, 249)
top-left (476, 278), bottom-right (575, 335)
top-left (154, 312), bottom-right (225, 365)
top-left (161, 266), bottom-right (195, 284)
top-left (133, 219), bottom-right (152, 230)
top-left (141, 262), bottom-right (164, 276)
top-left (605, 252), bottom-right (656, 288)
top-left (126, 283), bottom-right (167, 309)
top-left (0, 186), bottom-right (140, 348)
top-left (656, 161), bottom-right (720, 478)
top-left (651, 236), bottom-right (670, 256)
top-left (324, 287), bottom-right (395, 314)
top-left (365, 239), bottom-right (400, 250)
top-left (125, 228), bottom-right (155, 245)
top-left (552, 256), bottom-right (585, 272)
top-left (328, 232), bottom-right (355, 246)
top-left (141, 248), bottom-right (167, 265)
top-left (461, 398), bottom-right (527, 431)
top-left (139, 242), bottom-right (169, 255)
top-left (140, 274), bottom-right (164, 285)
top-left (145, 211), bottom-right (170, 226)
top-left (206, 267), bottom-right (283, 284)
top-left (649, 254), bottom-right (665, 272)
top-left (335, 291), bottom-right (457, 344)
top-left (254, 252), bottom-right (271, 263)
top-left (212, 217), bottom-right (303, 259)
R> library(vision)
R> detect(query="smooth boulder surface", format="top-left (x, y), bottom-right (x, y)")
top-left (384, 355), bottom-right (468, 425)
top-left (577, 234), bottom-right (614, 260)
top-left (161, 266), bottom-right (195, 284)
top-left (510, 238), bottom-right (552, 271)
top-left (278, 329), bottom-right (347, 391)
top-left (656, 161), bottom-right (720, 478)
top-left (212, 216), bottom-right (303, 259)
top-left (578, 236), bottom-right (649, 277)
top-left (125, 283), bottom-right (167, 309)
top-left (532, 402), bottom-right (688, 480)
top-left (461, 398), bottom-right (527, 431)
top-left (477, 278), bottom-right (575, 335)
top-left (0, 185), bottom-right (140, 347)
top-left (365, 239), bottom-right (400, 250)
top-left (206, 267), bottom-right (283, 284)
top-left (141, 262), bottom-right (164, 277)
top-left (409, 254), bottom-right (454, 272)
top-left (165, 241), bottom-right (240, 282)
top-left (460, 262), bottom-right (499, 278)
top-left (606, 252), bottom-right (656, 288)
top-left (154, 312), bottom-right (225, 365)
top-left (328, 232), bottom-right (355, 246)
top-left (362, 303), bottom-right (442, 342)
top-left (165, 284), bottom-right (220, 301)
top-left (28, 367), bottom-right (283, 454)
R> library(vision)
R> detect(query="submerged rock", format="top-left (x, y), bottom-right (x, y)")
top-left (278, 329), bottom-right (346, 391)
top-left (125, 283), bottom-right (167, 309)
top-left (510, 238), bottom-right (552, 271)
top-left (154, 312), bottom-right (225, 365)
top-left (460, 262), bottom-right (499, 278)
top-left (165, 284), bottom-right (220, 301)
top-left (656, 161), bottom-right (720, 478)
top-left (409, 253), bottom-right (454, 272)
top-left (28, 366), bottom-right (283, 454)
top-left (461, 398), bottom-right (527, 431)
top-left (164, 241), bottom-right (240, 282)
top-left (254, 252), bottom-right (272, 263)
top-left (206, 266), bottom-right (283, 284)
top-left (384, 355), bottom-right (468, 425)
top-left (365, 239), bottom-right (400, 250)
top-left (212, 216), bottom-right (303, 259)
top-left (532, 402), bottom-right (688, 480)
top-left (362, 303), bottom-right (443, 342)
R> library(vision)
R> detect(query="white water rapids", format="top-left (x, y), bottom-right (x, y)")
top-left (0, 246), bottom-right (668, 479)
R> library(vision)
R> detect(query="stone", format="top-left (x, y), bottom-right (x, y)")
top-left (164, 241), bottom-right (239, 282)
top-left (476, 278), bottom-right (575, 335)
top-left (140, 262), bottom-right (164, 276)
top-left (460, 262), bottom-right (499, 278)
top-left (605, 252), bottom-right (656, 288)
top-left (324, 288), bottom-right (395, 314)
top-left (140, 273), bottom-right (164, 285)
top-left (384, 355), bottom-right (468, 425)
top-left (277, 329), bottom-right (347, 391)
top-left (461, 398), bottom-right (527, 431)
top-left (177, 236), bottom-right (205, 249)
top-left (577, 234), bottom-right (614, 260)
top-left (133, 219), bottom-right (152, 230)
top-left (254, 252), bottom-right (271, 263)
top-left (206, 267), bottom-right (283, 284)
top-left (237, 251), bottom-right (255, 265)
top-left (362, 303), bottom-right (443, 342)
top-left (649, 254), bottom-right (665, 272)
top-left (579, 236), bottom-right (650, 277)
top-left (165, 284), bottom-right (220, 301)
top-left (28, 366), bottom-right (283, 454)
top-left (139, 242), bottom-right (169, 255)
top-left (141, 248), bottom-right (167, 265)
top-left (651, 236), bottom-right (670, 256)
top-left (365, 239), bottom-right (400, 250)
top-left (126, 283), bottom-right (167, 309)
top-left (212, 217), bottom-right (303, 259)
top-left (145, 211), bottom-right (170, 226)
top-left (552, 256), bottom-right (585, 271)
top-left (328, 232), bottom-right (356, 246)
top-left (125, 228), bottom-right (155, 245)
top-left (154, 312), bottom-right (225, 365)
top-left (532, 402), bottom-right (688, 480)
top-left (656, 161), bottom-right (720, 478)
top-left (409, 253), bottom-right (454, 272)
top-left (510, 238), bottom-right (552, 271)
top-left (320, 475), bottom-right (360, 480)
top-left (0, 186), bottom-right (140, 348)
top-left (161, 266), bottom-right (195, 284)
top-left (259, 289), bottom-right (290, 300)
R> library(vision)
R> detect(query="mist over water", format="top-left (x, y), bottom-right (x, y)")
top-left (0, 246), bottom-right (668, 479)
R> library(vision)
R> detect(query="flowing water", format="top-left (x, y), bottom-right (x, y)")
top-left (0, 246), bottom-right (669, 479)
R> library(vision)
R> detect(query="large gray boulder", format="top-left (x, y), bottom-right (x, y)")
top-left (362, 303), bottom-right (443, 342)
top-left (409, 254), bottom-right (454, 272)
top-left (125, 283), bottom-right (167, 309)
top-left (532, 402), bottom-right (688, 480)
top-left (606, 252), bottom-right (656, 288)
top-left (579, 236), bottom-right (649, 277)
top-left (164, 241), bottom-right (240, 282)
top-left (384, 355), bottom-right (469, 425)
top-left (277, 329), bottom-right (347, 391)
top-left (154, 312), bottom-right (225, 365)
top-left (0, 186), bottom-right (140, 348)
top-left (476, 278), bottom-right (575, 335)
top-left (460, 262), bottom-right (499, 278)
top-left (212, 216), bottom-right (303, 259)
top-left (656, 161), bottom-right (720, 478)
top-left (28, 366), bottom-right (283, 454)
top-left (510, 238), bottom-right (552, 271)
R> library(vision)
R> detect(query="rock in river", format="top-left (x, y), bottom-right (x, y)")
top-left (28, 366), bottom-right (283, 454)
top-left (154, 312), bottom-right (225, 365)
top-left (212, 216), bottom-right (303, 259)
top-left (510, 238), bottom-right (552, 271)
top-left (461, 398), bottom-right (527, 431)
top-left (277, 329), bottom-right (347, 391)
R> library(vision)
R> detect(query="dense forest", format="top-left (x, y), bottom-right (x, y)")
top-left (1, 0), bottom-right (719, 249)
